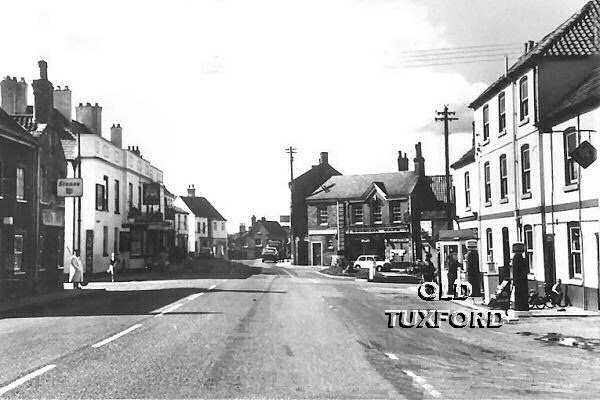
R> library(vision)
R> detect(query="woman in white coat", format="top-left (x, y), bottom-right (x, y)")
top-left (69, 249), bottom-right (84, 289)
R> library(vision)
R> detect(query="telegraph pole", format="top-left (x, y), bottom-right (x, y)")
top-left (435, 105), bottom-right (458, 230)
top-left (286, 146), bottom-right (297, 264)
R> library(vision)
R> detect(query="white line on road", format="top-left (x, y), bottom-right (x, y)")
top-left (91, 324), bottom-right (142, 348)
top-left (0, 365), bottom-right (56, 396)
top-left (156, 303), bottom-right (183, 317)
top-left (310, 279), bottom-right (321, 284)
top-left (385, 352), bottom-right (399, 360)
top-left (282, 269), bottom-right (297, 279)
top-left (188, 293), bottom-right (203, 301)
top-left (208, 284), bottom-right (217, 290)
top-left (403, 370), bottom-right (441, 398)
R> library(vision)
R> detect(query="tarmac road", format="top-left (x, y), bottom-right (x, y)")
top-left (0, 259), bottom-right (598, 399)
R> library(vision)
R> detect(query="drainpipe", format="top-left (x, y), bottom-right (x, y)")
top-left (33, 145), bottom-right (41, 294)
top-left (534, 65), bottom-right (549, 289)
top-left (577, 115), bottom-right (586, 309)
top-left (511, 77), bottom-right (521, 242)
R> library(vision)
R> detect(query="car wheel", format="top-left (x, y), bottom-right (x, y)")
top-left (376, 266), bottom-right (382, 272)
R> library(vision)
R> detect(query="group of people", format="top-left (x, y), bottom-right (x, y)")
top-left (68, 250), bottom-right (119, 289)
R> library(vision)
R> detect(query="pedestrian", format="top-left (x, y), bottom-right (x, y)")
top-left (446, 252), bottom-right (460, 295)
top-left (551, 279), bottom-right (563, 306)
top-left (107, 252), bottom-right (118, 283)
top-left (423, 253), bottom-right (436, 282)
top-left (69, 249), bottom-right (84, 290)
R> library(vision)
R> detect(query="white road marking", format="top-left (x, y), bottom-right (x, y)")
top-left (188, 293), bottom-right (203, 301)
top-left (282, 269), bottom-right (297, 279)
top-left (385, 352), bottom-right (399, 360)
top-left (403, 369), bottom-right (441, 398)
top-left (156, 303), bottom-right (183, 317)
top-left (91, 324), bottom-right (142, 348)
top-left (208, 284), bottom-right (217, 290)
top-left (0, 365), bottom-right (56, 396)
top-left (310, 279), bottom-right (322, 284)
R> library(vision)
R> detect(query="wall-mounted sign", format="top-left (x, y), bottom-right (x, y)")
top-left (57, 178), bottom-right (83, 197)
top-left (143, 183), bottom-right (161, 205)
top-left (570, 140), bottom-right (597, 169)
top-left (42, 209), bottom-right (65, 227)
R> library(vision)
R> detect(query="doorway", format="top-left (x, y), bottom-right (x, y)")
top-left (501, 227), bottom-right (510, 281)
top-left (311, 242), bottom-right (322, 266)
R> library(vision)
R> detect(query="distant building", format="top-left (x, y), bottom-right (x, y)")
top-left (176, 186), bottom-right (228, 259)
top-left (305, 143), bottom-right (446, 266)
top-left (291, 152), bottom-right (340, 265)
top-left (242, 216), bottom-right (288, 259)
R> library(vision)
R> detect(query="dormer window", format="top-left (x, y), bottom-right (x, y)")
top-left (353, 205), bottom-right (363, 224)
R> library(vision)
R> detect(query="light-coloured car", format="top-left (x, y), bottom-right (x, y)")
top-left (353, 255), bottom-right (390, 272)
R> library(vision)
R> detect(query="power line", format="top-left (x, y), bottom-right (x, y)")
top-left (401, 51), bottom-right (522, 63)
top-left (391, 55), bottom-right (520, 69)
top-left (397, 42), bottom-right (523, 55)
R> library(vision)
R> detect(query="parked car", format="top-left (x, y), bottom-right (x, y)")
top-left (353, 255), bottom-right (392, 272)
top-left (262, 246), bottom-right (279, 263)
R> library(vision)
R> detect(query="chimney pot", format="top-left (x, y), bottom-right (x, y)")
top-left (413, 142), bottom-right (425, 176)
top-left (187, 185), bottom-right (196, 197)
top-left (32, 61), bottom-right (53, 123)
top-left (37, 60), bottom-right (48, 80)
top-left (65, 85), bottom-right (69, 91)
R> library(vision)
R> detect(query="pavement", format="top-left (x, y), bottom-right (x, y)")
top-left (0, 259), bottom-right (599, 399)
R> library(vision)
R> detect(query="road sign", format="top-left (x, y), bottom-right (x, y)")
top-left (57, 178), bottom-right (83, 197)
top-left (570, 140), bottom-right (597, 169)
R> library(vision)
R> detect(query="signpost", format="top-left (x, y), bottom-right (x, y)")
top-left (57, 178), bottom-right (83, 197)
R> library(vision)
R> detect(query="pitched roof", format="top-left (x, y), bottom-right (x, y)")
top-left (307, 171), bottom-right (419, 201)
top-left (451, 147), bottom-right (476, 169)
top-left (544, 66), bottom-right (600, 124)
top-left (257, 220), bottom-right (287, 236)
top-left (179, 196), bottom-right (226, 221)
top-left (292, 162), bottom-right (341, 197)
top-left (470, 0), bottom-right (600, 109)
top-left (172, 205), bottom-right (189, 214)
top-left (0, 108), bottom-right (37, 145)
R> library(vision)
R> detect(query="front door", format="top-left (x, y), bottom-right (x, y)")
top-left (312, 242), bottom-right (322, 266)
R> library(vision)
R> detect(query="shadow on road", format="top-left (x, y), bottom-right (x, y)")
top-left (0, 288), bottom-right (215, 320)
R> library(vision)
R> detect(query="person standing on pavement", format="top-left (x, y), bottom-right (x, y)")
top-left (423, 253), bottom-right (436, 282)
top-left (69, 249), bottom-right (84, 289)
top-left (107, 252), bottom-right (118, 283)
top-left (551, 279), bottom-right (563, 306)
top-left (446, 252), bottom-right (459, 295)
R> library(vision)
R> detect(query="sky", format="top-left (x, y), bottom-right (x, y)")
top-left (1, 0), bottom-right (590, 233)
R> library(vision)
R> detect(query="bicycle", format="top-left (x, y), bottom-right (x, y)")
top-left (528, 284), bottom-right (556, 310)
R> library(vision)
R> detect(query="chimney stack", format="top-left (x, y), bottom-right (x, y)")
top-left (397, 151), bottom-right (409, 171)
top-left (110, 123), bottom-right (123, 148)
top-left (261, 216), bottom-right (266, 222)
top-left (187, 184), bottom-right (196, 197)
top-left (319, 152), bottom-right (329, 165)
top-left (413, 142), bottom-right (425, 176)
top-left (239, 223), bottom-right (246, 233)
top-left (1, 76), bottom-right (28, 115)
top-left (251, 215), bottom-right (257, 226)
top-left (53, 86), bottom-right (72, 120)
top-left (32, 60), bottom-right (54, 124)
top-left (76, 102), bottom-right (102, 135)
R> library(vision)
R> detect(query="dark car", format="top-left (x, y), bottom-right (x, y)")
top-left (261, 247), bottom-right (279, 263)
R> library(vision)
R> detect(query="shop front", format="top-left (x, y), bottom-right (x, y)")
top-left (344, 225), bottom-right (411, 262)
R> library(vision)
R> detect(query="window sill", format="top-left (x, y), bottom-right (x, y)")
top-left (484, 202), bottom-right (492, 208)
top-left (498, 129), bottom-right (507, 137)
top-left (465, 206), bottom-right (471, 212)
top-left (518, 117), bottom-right (530, 127)
top-left (500, 197), bottom-right (509, 204)
top-left (482, 139), bottom-right (490, 146)
top-left (16, 199), bottom-right (28, 204)
top-left (563, 183), bottom-right (579, 193)
top-left (565, 277), bottom-right (583, 286)
top-left (354, 222), bottom-right (364, 226)
top-left (521, 192), bottom-right (532, 200)
top-left (374, 221), bottom-right (383, 225)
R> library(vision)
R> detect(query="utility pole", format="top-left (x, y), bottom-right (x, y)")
top-left (435, 105), bottom-right (458, 230)
top-left (286, 146), bottom-right (297, 264)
